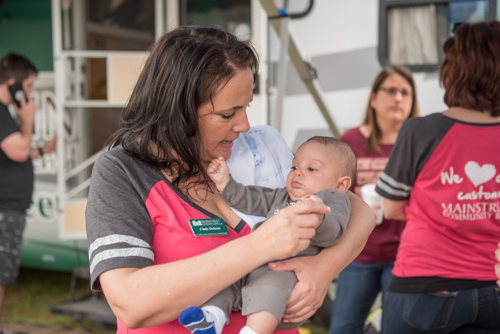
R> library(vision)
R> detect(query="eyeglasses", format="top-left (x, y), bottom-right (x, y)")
top-left (378, 87), bottom-right (414, 98)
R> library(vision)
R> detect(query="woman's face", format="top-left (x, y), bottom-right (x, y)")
top-left (198, 68), bottom-right (253, 165)
top-left (370, 73), bottom-right (413, 125)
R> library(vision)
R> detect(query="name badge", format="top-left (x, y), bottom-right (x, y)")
top-left (189, 218), bottom-right (229, 237)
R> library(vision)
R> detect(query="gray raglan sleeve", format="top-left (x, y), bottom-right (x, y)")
top-left (375, 114), bottom-right (455, 201)
top-left (86, 151), bottom-right (155, 291)
top-left (219, 177), bottom-right (285, 217)
top-left (310, 189), bottom-right (351, 248)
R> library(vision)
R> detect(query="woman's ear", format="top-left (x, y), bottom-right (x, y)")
top-left (337, 176), bottom-right (352, 193)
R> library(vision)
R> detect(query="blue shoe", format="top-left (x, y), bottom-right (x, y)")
top-left (178, 306), bottom-right (216, 334)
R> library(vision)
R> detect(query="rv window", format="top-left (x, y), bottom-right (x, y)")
top-left (379, 0), bottom-right (497, 71)
top-left (87, 0), bottom-right (155, 50)
top-left (181, 0), bottom-right (251, 41)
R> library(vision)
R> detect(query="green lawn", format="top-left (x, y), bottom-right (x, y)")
top-left (3, 268), bottom-right (116, 333)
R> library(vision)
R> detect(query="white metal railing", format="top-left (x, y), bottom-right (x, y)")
top-left (51, 0), bottom-right (166, 239)
top-left (65, 178), bottom-right (91, 200)
top-left (30, 89), bottom-right (84, 175)
top-left (65, 149), bottom-right (103, 181)
top-left (33, 91), bottom-right (57, 142)
top-left (55, 50), bottom-right (149, 201)
top-left (61, 50), bottom-right (149, 108)
top-left (32, 90), bottom-right (58, 174)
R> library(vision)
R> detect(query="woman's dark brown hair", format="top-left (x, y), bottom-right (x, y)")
top-left (440, 20), bottom-right (500, 117)
top-left (107, 26), bottom-right (259, 194)
top-left (363, 66), bottom-right (420, 153)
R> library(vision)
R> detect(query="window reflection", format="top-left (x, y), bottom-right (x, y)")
top-left (387, 0), bottom-right (489, 66)
top-left (448, 1), bottom-right (488, 36)
top-left (87, 0), bottom-right (155, 51)
top-left (185, 0), bottom-right (251, 41)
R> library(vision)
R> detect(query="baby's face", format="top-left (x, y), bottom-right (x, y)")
top-left (286, 141), bottom-right (343, 201)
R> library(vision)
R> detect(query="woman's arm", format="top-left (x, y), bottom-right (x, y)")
top-left (99, 197), bottom-right (329, 329)
top-left (383, 198), bottom-right (408, 221)
top-left (270, 190), bottom-right (376, 323)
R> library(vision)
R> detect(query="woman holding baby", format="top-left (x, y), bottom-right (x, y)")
top-left (85, 26), bottom-right (375, 334)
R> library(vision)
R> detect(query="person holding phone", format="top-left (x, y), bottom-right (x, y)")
top-left (0, 52), bottom-right (56, 334)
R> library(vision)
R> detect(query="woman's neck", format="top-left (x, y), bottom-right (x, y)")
top-left (162, 166), bottom-right (242, 228)
top-left (378, 121), bottom-right (402, 144)
top-left (360, 120), bottom-right (403, 145)
top-left (443, 106), bottom-right (500, 123)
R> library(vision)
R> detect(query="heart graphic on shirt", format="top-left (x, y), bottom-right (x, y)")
top-left (464, 161), bottom-right (496, 187)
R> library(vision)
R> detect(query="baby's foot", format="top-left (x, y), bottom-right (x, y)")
top-left (179, 306), bottom-right (216, 334)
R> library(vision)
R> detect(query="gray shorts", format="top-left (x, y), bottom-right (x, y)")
top-left (0, 210), bottom-right (26, 285)
top-left (207, 264), bottom-right (302, 330)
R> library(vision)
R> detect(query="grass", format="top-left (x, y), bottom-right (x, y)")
top-left (3, 267), bottom-right (116, 333)
top-left (3, 268), bottom-right (329, 334)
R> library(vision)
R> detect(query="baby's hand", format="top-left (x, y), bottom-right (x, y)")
top-left (207, 156), bottom-right (231, 192)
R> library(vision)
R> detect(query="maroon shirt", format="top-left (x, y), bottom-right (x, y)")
top-left (340, 128), bottom-right (405, 263)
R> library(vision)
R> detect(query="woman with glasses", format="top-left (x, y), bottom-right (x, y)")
top-left (329, 66), bottom-right (419, 334)
top-left (377, 21), bottom-right (500, 333)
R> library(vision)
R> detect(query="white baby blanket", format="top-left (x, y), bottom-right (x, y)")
top-left (227, 125), bottom-right (293, 228)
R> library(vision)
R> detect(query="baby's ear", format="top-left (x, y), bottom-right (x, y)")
top-left (337, 176), bottom-right (352, 193)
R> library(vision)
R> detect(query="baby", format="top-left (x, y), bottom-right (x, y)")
top-left (179, 136), bottom-right (357, 334)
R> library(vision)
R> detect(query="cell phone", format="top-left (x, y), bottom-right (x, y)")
top-left (8, 81), bottom-right (28, 108)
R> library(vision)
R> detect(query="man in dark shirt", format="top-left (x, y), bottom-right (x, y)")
top-left (0, 53), bottom-right (55, 334)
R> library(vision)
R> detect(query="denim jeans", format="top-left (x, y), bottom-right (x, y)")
top-left (381, 285), bottom-right (500, 333)
top-left (329, 261), bottom-right (395, 334)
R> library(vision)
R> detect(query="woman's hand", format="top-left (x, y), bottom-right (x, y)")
top-left (251, 195), bottom-right (330, 263)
